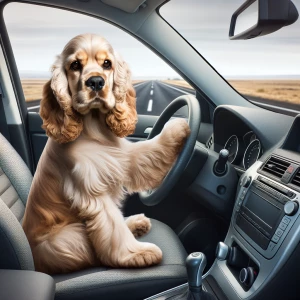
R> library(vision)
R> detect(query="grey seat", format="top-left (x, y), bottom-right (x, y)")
top-left (0, 133), bottom-right (187, 300)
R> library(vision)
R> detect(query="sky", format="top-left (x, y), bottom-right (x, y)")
top-left (3, 0), bottom-right (300, 79)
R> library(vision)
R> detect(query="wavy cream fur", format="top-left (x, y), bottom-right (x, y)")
top-left (22, 34), bottom-right (190, 274)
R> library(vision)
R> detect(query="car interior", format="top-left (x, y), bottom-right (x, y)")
top-left (0, 0), bottom-right (300, 299)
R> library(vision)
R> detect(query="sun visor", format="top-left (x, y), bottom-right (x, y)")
top-left (100, 0), bottom-right (146, 13)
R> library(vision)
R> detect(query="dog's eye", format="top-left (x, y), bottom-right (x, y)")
top-left (103, 60), bottom-right (112, 70)
top-left (70, 61), bottom-right (81, 71)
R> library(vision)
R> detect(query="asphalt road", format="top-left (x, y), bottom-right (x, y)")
top-left (26, 80), bottom-right (300, 117)
top-left (135, 80), bottom-right (190, 117)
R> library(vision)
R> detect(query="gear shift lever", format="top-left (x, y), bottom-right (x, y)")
top-left (165, 253), bottom-right (216, 300)
top-left (184, 253), bottom-right (216, 300)
top-left (186, 252), bottom-right (207, 292)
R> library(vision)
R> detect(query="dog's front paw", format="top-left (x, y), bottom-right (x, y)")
top-left (120, 243), bottom-right (162, 267)
top-left (161, 118), bottom-right (191, 153)
top-left (126, 214), bottom-right (151, 238)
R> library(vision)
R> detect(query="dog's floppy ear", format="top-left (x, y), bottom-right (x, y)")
top-left (106, 53), bottom-right (137, 138)
top-left (40, 57), bottom-right (83, 144)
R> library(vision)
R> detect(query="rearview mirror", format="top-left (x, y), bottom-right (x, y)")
top-left (229, 0), bottom-right (299, 40)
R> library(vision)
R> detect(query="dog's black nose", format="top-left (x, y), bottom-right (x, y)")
top-left (85, 76), bottom-right (105, 91)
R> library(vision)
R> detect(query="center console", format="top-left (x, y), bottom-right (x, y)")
top-left (147, 156), bottom-right (300, 300)
top-left (207, 153), bottom-right (300, 299)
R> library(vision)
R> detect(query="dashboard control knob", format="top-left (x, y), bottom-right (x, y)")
top-left (216, 242), bottom-right (229, 260)
top-left (214, 149), bottom-right (229, 176)
top-left (216, 243), bottom-right (248, 268)
top-left (284, 201), bottom-right (299, 216)
top-left (239, 267), bottom-right (256, 287)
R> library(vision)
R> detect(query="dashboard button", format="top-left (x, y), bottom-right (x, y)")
top-left (237, 200), bottom-right (243, 208)
top-left (271, 235), bottom-right (280, 243)
top-left (282, 216), bottom-right (291, 224)
top-left (275, 229), bottom-right (283, 237)
top-left (243, 176), bottom-right (252, 188)
top-left (278, 222), bottom-right (288, 231)
top-left (267, 242), bottom-right (276, 252)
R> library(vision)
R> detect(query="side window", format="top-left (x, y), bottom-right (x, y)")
top-left (4, 3), bottom-right (193, 117)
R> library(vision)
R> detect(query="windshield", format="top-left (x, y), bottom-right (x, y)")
top-left (160, 0), bottom-right (300, 116)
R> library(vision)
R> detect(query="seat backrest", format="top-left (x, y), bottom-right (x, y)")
top-left (0, 134), bottom-right (32, 221)
top-left (0, 133), bottom-right (34, 270)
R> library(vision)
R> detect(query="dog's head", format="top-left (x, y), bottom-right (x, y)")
top-left (40, 34), bottom-right (137, 143)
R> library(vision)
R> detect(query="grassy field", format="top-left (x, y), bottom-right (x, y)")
top-left (229, 80), bottom-right (300, 105)
top-left (162, 80), bottom-right (193, 89)
top-left (21, 79), bottom-right (300, 106)
top-left (164, 79), bottom-right (300, 105)
top-left (21, 79), bottom-right (48, 102)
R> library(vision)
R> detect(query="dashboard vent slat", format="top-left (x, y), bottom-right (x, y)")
top-left (261, 156), bottom-right (290, 179)
top-left (291, 170), bottom-right (300, 187)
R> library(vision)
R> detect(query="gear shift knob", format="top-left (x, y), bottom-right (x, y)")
top-left (186, 252), bottom-right (207, 290)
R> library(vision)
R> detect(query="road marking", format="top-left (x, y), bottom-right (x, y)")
top-left (147, 99), bottom-right (153, 112)
top-left (27, 105), bottom-right (40, 110)
top-left (159, 81), bottom-right (193, 95)
top-left (150, 90), bottom-right (153, 95)
top-left (250, 100), bottom-right (300, 114)
top-left (133, 81), bottom-right (148, 88)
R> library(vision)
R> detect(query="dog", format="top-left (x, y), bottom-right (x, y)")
top-left (22, 34), bottom-right (190, 274)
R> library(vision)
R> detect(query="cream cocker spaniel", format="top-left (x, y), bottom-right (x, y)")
top-left (23, 34), bottom-right (190, 274)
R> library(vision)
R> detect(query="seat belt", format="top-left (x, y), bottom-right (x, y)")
top-left (0, 83), bottom-right (11, 141)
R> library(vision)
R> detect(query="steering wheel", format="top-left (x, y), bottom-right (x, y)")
top-left (139, 94), bottom-right (201, 206)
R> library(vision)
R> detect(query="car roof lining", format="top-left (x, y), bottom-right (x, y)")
top-left (100, 0), bottom-right (147, 14)
top-left (16, 0), bottom-right (166, 34)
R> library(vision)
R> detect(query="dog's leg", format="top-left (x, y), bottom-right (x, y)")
top-left (125, 118), bottom-right (190, 192)
top-left (81, 196), bottom-right (162, 268)
top-left (126, 214), bottom-right (151, 237)
top-left (32, 223), bottom-right (96, 274)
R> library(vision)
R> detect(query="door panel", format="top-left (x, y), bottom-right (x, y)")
top-left (28, 112), bottom-right (159, 169)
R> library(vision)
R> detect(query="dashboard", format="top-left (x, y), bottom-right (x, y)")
top-left (209, 105), bottom-right (294, 171)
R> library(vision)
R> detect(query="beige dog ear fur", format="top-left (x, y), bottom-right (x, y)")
top-left (40, 58), bottom-right (83, 144)
top-left (106, 53), bottom-right (137, 138)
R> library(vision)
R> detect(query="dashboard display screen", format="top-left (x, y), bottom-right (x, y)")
top-left (244, 191), bottom-right (281, 230)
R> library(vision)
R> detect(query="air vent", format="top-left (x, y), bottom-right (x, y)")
top-left (291, 170), bottom-right (300, 187)
top-left (261, 156), bottom-right (290, 179)
top-left (206, 135), bottom-right (213, 149)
